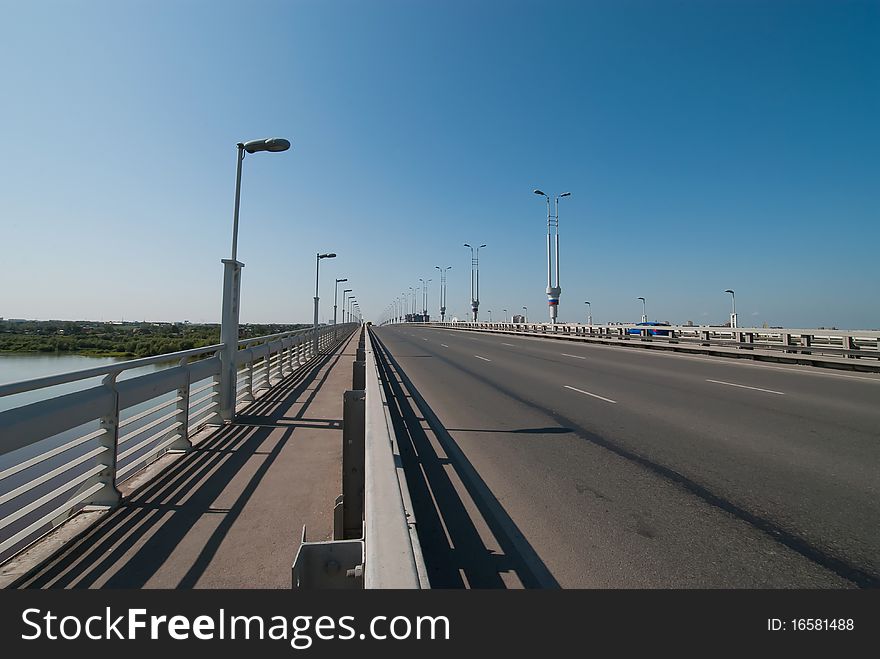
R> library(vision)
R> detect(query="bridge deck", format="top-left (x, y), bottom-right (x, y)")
top-left (10, 333), bottom-right (356, 589)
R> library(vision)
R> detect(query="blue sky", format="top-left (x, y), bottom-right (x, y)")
top-left (1, 0), bottom-right (877, 329)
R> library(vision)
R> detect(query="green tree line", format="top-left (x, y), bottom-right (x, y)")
top-left (0, 320), bottom-right (308, 358)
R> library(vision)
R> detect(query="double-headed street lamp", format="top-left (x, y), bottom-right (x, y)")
top-left (725, 289), bottom-right (737, 328)
top-left (585, 301), bottom-right (592, 325)
top-left (522, 306), bottom-right (528, 322)
top-left (334, 278), bottom-right (348, 325)
top-left (342, 289), bottom-right (352, 322)
top-left (534, 189), bottom-right (571, 324)
top-left (220, 137), bottom-right (290, 422)
top-left (464, 243), bottom-right (486, 321)
top-left (313, 252), bottom-right (336, 351)
top-left (435, 266), bottom-right (452, 322)
top-left (637, 297), bottom-right (647, 323)
top-left (419, 278), bottom-right (432, 319)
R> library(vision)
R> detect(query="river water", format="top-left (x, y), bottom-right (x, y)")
top-left (0, 353), bottom-right (168, 413)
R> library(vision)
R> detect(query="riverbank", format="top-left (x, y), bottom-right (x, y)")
top-left (0, 320), bottom-right (307, 359)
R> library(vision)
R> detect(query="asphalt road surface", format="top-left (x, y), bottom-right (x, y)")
top-left (371, 325), bottom-right (880, 588)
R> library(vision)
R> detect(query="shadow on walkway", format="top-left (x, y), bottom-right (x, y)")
top-left (14, 340), bottom-right (351, 589)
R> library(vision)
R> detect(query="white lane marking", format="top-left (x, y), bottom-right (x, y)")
top-left (423, 338), bottom-right (429, 341)
top-left (706, 379), bottom-right (785, 395)
top-left (501, 343), bottom-right (515, 347)
top-left (561, 353), bottom-right (587, 360)
top-left (564, 385), bottom-right (617, 404)
top-left (474, 355), bottom-right (492, 362)
top-left (441, 344), bottom-right (449, 348)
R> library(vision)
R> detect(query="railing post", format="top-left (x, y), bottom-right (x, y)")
top-left (353, 359), bottom-right (366, 391)
top-left (245, 358), bottom-right (255, 402)
top-left (782, 332), bottom-right (792, 353)
top-left (169, 357), bottom-right (193, 451)
top-left (87, 373), bottom-right (122, 508)
top-left (342, 389), bottom-right (366, 540)
top-left (219, 259), bottom-right (243, 422)
top-left (801, 334), bottom-right (812, 356)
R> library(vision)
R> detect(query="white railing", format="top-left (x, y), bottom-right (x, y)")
top-left (412, 321), bottom-right (880, 368)
top-left (0, 322), bottom-right (356, 564)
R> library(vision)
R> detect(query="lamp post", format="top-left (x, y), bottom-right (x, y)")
top-left (220, 137), bottom-right (290, 422)
top-left (503, 308), bottom-right (508, 322)
top-left (464, 243), bottom-right (486, 321)
top-left (488, 310), bottom-right (492, 322)
top-left (637, 297), bottom-right (647, 323)
top-left (725, 289), bottom-right (737, 328)
top-left (522, 306), bottom-right (528, 322)
top-left (342, 289), bottom-right (352, 323)
top-left (585, 301), bottom-right (592, 325)
top-left (534, 189), bottom-right (571, 324)
top-left (333, 278), bottom-right (348, 325)
top-left (419, 278), bottom-right (432, 320)
top-left (313, 252), bottom-right (336, 352)
top-left (435, 266), bottom-right (452, 322)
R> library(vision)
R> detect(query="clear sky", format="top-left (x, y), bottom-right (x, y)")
top-left (1, 0), bottom-right (877, 329)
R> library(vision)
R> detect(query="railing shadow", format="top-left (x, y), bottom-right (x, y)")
top-left (372, 332), bottom-right (560, 589)
top-left (13, 336), bottom-right (352, 589)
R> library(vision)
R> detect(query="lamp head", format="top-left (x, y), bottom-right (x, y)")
top-left (241, 137), bottom-right (291, 154)
top-left (533, 189), bottom-right (547, 197)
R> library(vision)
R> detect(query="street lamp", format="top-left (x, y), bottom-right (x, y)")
top-left (435, 266), bottom-right (452, 322)
top-left (220, 136), bottom-right (290, 422)
top-left (419, 278), bottom-right (432, 320)
top-left (534, 189), bottom-right (571, 324)
top-left (334, 278), bottom-right (348, 325)
top-left (464, 243), bottom-right (487, 321)
top-left (585, 301), bottom-right (592, 325)
top-left (488, 310), bottom-right (492, 322)
top-left (342, 289), bottom-right (352, 323)
top-left (637, 297), bottom-right (647, 323)
top-left (230, 138), bottom-right (291, 262)
top-left (522, 306), bottom-right (528, 322)
top-left (725, 289), bottom-right (737, 328)
top-left (313, 252), bottom-right (336, 351)
top-left (503, 308), bottom-right (508, 322)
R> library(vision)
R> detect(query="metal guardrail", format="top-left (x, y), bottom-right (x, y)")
top-left (413, 321), bottom-right (880, 371)
top-left (0, 322), bottom-right (356, 564)
top-left (292, 326), bottom-right (426, 589)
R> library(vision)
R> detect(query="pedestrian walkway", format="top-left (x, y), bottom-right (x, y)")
top-left (11, 331), bottom-right (358, 589)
